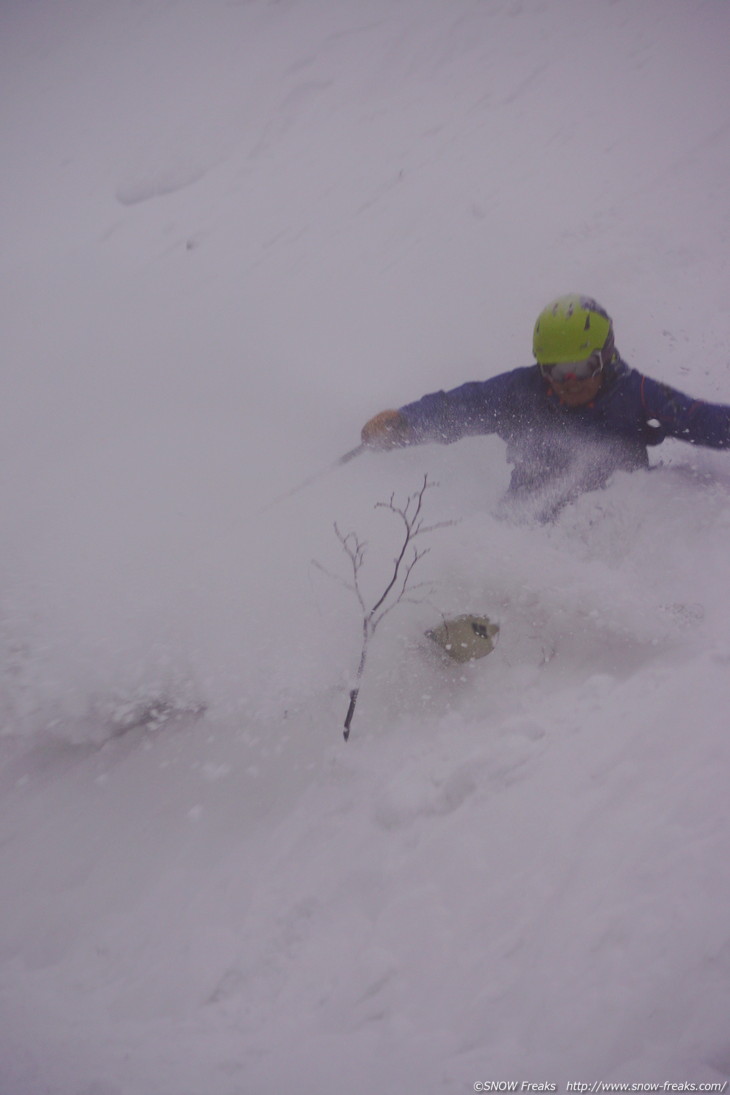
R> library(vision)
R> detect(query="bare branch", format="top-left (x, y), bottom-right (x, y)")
top-left (372, 546), bottom-right (431, 632)
top-left (368, 474), bottom-right (433, 621)
top-left (310, 558), bottom-right (356, 594)
top-left (415, 519), bottom-right (460, 536)
top-left (317, 475), bottom-right (447, 740)
top-left (333, 522), bottom-right (367, 614)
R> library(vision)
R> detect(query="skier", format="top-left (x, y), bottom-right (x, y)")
top-left (360, 294), bottom-right (730, 518)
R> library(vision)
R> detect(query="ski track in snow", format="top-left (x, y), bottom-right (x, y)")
top-left (1, 0), bottom-right (730, 1091)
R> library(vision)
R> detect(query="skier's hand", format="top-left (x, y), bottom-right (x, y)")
top-left (361, 409), bottom-right (411, 449)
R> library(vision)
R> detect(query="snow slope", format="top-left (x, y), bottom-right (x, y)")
top-left (1, 1), bottom-right (730, 1092)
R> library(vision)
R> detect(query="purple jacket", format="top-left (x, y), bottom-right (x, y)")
top-left (400, 358), bottom-right (730, 498)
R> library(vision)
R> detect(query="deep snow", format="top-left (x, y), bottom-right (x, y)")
top-left (2, 1), bottom-right (730, 1092)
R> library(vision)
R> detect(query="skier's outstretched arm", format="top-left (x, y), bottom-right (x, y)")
top-left (361, 374), bottom-right (511, 450)
top-left (639, 375), bottom-right (730, 449)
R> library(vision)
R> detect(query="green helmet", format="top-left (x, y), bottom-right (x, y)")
top-left (533, 294), bottom-right (614, 367)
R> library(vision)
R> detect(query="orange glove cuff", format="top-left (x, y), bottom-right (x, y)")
top-left (361, 409), bottom-right (410, 449)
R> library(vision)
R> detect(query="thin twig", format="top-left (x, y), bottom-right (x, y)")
top-left (318, 475), bottom-right (446, 740)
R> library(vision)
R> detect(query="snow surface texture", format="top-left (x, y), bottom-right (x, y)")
top-left (2, 0), bottom-right (730, 1091)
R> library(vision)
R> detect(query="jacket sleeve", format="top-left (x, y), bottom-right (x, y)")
top-left (399, 374), bottom-right (514, 444)
top-left (639, 375), bottom-right (730, 449)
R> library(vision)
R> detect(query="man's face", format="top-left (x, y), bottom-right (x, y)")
top-left (547, 371), bottom-right (603, 407)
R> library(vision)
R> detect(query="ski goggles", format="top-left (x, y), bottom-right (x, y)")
top-left (539, 352), bottom-right (604, 383)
